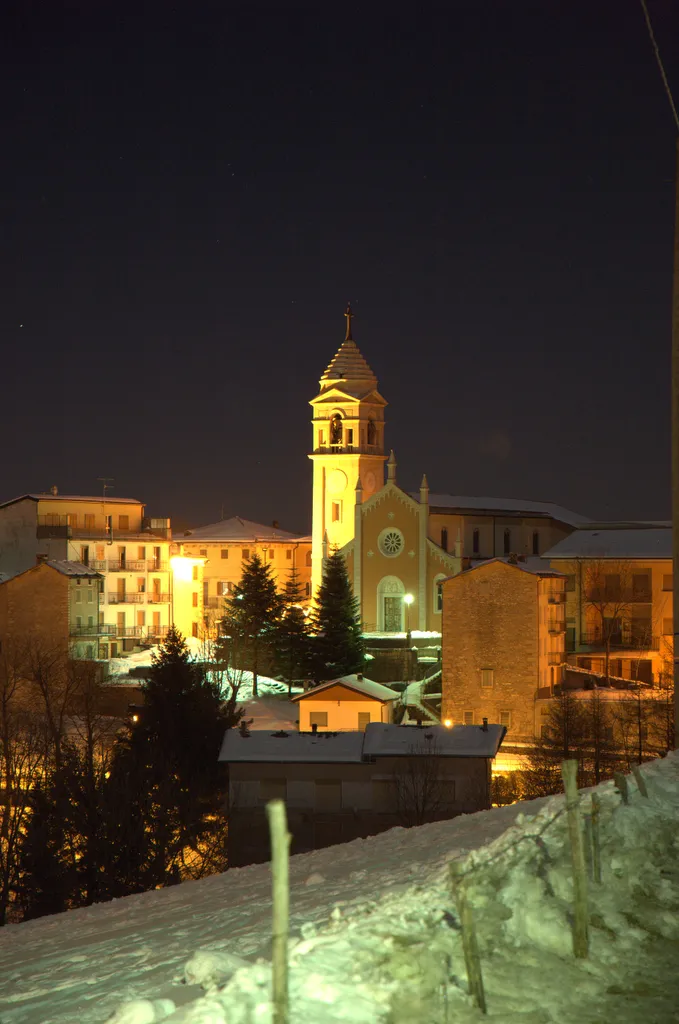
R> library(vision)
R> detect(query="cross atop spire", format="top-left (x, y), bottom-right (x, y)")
top-left (344, 303), bottom-right (353, 341)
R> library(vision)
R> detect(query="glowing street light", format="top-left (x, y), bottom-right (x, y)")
top-left (443, 718), bottom-right (452, 729)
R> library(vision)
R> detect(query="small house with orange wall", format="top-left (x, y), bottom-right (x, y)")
top-left (292, 674), bottom-right (400, 732)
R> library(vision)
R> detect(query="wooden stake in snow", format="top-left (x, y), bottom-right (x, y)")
top-left (613, 772), bottom-right (629, 804)
top-left (631, 764), bottom-right (649, 798)
top-left (561, 760), bottom-right (589, 959)
top-left (590, 792), bottom-right (602, 885)
top-left (450, 861), bottom-right (486, 1014)
top-left (267, 799), bottom-right (291, 1024)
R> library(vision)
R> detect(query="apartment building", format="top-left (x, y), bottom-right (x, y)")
top-left (544, 525), bottom-right (672, 686)
top-left (174, 516), bottom-right (312, 623)
top-left (440, 557), bottom-right (567, 744)
top-left (0, 491), bottom-right (203, 658)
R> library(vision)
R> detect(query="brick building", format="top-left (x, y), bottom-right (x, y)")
top-left (440, 558), bottom-right (567, 746)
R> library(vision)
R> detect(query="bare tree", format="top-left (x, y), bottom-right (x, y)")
top-left (579, 560), bottom-right (635, 686)
top-left (391, 738), bottom-right (453, 827)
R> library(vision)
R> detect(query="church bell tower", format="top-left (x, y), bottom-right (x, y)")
top-left (309, 305), bottom-right (387, 599)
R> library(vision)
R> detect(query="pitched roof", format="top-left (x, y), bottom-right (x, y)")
top-left (291, 674), bottom-right (400, 703)
top-left (45, 559), bottom-right (103, 578)
top-left (320, 339), bottom-right (378, 388)
top-left (0, 493), bottom-right (141, 509)
top-left (544, 527), bottom-right (672, 560)
top-left (181, 516), bottom-right (306, 543)
top-left (452, 556), bottom-right (566, 579)
top-left (418, 494), bottom-right (588, 527)
top-left (219, 721), bottom-right (505, 763)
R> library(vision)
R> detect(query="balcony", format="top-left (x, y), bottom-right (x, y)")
top-left (547, 593), bottom-right (567, 604)
top-left (36, 524), bottom-right (70, 540)
top-left (69, 623), bottom-right (117, 637)
top-left (147, 560), bottom-right (168, 572)
top-left (548, 653), bottom-right (564, 665)
top-left (108, 593), bottom-right (146, 604)
top-left (312, 444), bottom-right (382, 456)
top-left (146, 625), bottom-right (172, 639)
top-left (147, 593), bottom-right (170, 604)
top-left (108, 559), bottom-right (147, 572)
top-left (205, 597), bottom-right (222, 609)
top-left (548, 622), bottom-right (566, 635)
top-left (578, 630), bottom-right (660, 652)
top-left (89, 560), bottom-right (107, 571)
top-left (115, 626), bottom-right (145, 638)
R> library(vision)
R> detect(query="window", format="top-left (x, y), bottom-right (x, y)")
top-left (153, 612), bottom-right (161, 627)
top-left (463, 711), bottom-right (474, 725)
top-left (200, 548), bottom-right (207, 557)
top-left (434, 575), bottom-right (445, 614)
top-left (118, 515), bottom-right (129, 530)
top-left (269, 549), bottom-right (275, 560)
top-left (75, 590), bottom-right (82, 604)
top-left (367, 419), bottom-right (376, 445)
top-left (532, 531), bottom-right (540, 556)
top-left (499, 710), bottom-right (511, 728)
top-left (286, 549), bottom-right (292, 559)
top-left (663, 618), bottom-right (673, 636)
top-left (192, 565), bottom-right (199, 581)
top-left (357, 712), bottom-right (371, 731)
top-left (84, 514), bottom-right (95, 529)
top-left (480, 668), bottom-right (494, 688)
top-left (217, 581), bottom-right (225, 596)
top-left (472, 529), bottom-right (480, 555)
top-left (75, 615), bottom-right (82, 628)
top-left (137, 577), bottom-right (145, 593)
top-left (68, 514), bottom-right (79, 528)
top-left (242, 549), bottom-right (250, 561)
top-left (309, 711), bottom-right (328, 728)
top-left (227, 581), bottom-right (234, 594)
top-left (604, 574), bottom-right (621, 601)
top-left (221, 549), bottom-right (229, 559)
top-left (80, 546), bottom-right (90, 566)
top-left (137, 611), bottom-right (146, 627)
top-left (330, 413), bottom-right (343, 445)
top-left (87, 589), bottom-right (94, 603)
top-left (565, 574), bottom-right (576, 592)
top-left (260, 778), bottom-right (287, 803)
top-left (503, 529), bottom-right (511, 555)
top-left (203, 580), bottom-right (209, 603)
top-left (332, 502), bottom-right (341, 523)
top-left (346, 428), bottom-right (353, 446)
top-left (632, 573), bottom-right (651, 601)
top-left (378, 528), bottom-right (404, 558)
top-left (441, 527), bottom-right (448, 552)
top-left (192, 592), bottom-right (198, 607)
top-left (306, 551), bottom-right (312, 567)
top-left (305, 582), bottom-right (311, 597)
top-left (191, 622), bottom-right (198, 638)
top-left (663, 574), bottom-right (673, 591)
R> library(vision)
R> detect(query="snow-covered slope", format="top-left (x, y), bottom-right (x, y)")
top-left (1, 755), bottom-right (678, 1024)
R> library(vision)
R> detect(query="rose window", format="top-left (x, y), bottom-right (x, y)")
top-left (378, 528), bottom-right (404, 558)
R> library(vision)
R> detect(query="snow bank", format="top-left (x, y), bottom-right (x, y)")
top-left (1, 756), bottom-right (678, 1023)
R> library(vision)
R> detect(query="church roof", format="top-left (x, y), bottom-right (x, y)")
top-left (320, 339), bottom-right (378, 388)
top-left (419, 494), bottom-right (589, 527)
top-left (181, 516), bottom-right (307, 543)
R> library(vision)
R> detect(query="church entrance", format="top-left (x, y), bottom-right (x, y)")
top-left (377, 576), bottom-right (405, 632)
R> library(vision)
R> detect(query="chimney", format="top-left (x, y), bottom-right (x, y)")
top-left (357, 673), bottom-right (363, 681)
top-left (50, 485), bottom-right (58, 496)
top-left (482, 717), bottom-right (488, 732)
top-left (311, 722), bottom-right (318, 734)
top-left (272, 520), bottom-right (279, 529)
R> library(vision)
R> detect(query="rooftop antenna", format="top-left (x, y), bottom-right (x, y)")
top-left (98, 478), bottom-right (114, 545)
top-left (97, 477), bottom-right (114, 499)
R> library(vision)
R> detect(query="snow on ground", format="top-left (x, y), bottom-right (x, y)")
top-left (1, 755), bottom-right (678, 1024)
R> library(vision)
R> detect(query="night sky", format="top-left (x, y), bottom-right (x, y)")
top-left (3, 1), bottom-right (678, 533)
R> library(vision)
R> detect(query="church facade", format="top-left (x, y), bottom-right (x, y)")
top-left (310, 308), bottom-right (586, 634)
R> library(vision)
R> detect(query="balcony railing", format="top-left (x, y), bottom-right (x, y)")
top-left (587, 589), bottom-right (652, 604)
top-left (147, 560), bottom-right (168, 572)
top-left (147, 593), bottom-right (171, 604)
top-left (107, 559), bottom-right (147, 572)
top-left (547, 593), bottom-right (567, 604)
top-left (69, 624), bottom-right (117, 637)
top-left (108, 593), bottom-right (146, 604)
top-left (89, 560), bottom-right (107, 571)
top-left (548, 622), bottom-right (566, 635)
top-left (547, 653), bottom-right (564, 665)
top-left (312, 444), bottom-right (382, 455)
top-left (578, 630), bottom-right (660, 652)
top-left (146, 625), bottom-right (172, 639)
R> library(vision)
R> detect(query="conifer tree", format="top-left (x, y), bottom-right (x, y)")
top-left (220, 555), bottom-right (282, 696)
top-left (274, 569), bottom-right (311, 693)
top-left (310, 550), bottom-right (365, 682)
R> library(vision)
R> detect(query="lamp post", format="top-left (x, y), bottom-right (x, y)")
top-left (403, 593), bottom-right (414, 681)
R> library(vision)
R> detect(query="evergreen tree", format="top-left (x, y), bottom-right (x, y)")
top-left (310, 550), bottom-right (365, 682)
top-left (17, 767), bottom-right (76, 920)
top-left (274, 569), bottom-right (311, 693)
top-left (220, 555), bottom-right (282, 696)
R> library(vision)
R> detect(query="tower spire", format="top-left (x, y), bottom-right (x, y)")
top-left (344, 303), bottom-right (353, 341)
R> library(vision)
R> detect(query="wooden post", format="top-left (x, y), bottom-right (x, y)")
top-left (583, 814), bottom-right (593, 880)
top-left (267, 799), bottom-right (291, 1024)
top-left (561, 760), bottom-right (589, 958)
top-left (613, 771), bottom-right (629, 804)
top-left (450, 861), bottom-right (486, 1013)
top-left (631, 764), bottom-right (649, 798)
top-left (590, 792), bottom-right (602, 885)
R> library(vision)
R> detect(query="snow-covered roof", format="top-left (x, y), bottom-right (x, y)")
top-left (291, 674), bottom-right (400, 704)
top-left (452, 557), bottom-right (566, 580)
top-left (0, 493), bottom-right (141, 508)
top-left (219, 729), bottom-right (365, 763)
top-left (243, 698), bottom-right (299, 732)
top-left (417, 494), bottom-right (589, 526)
top-left (45, 560), bottom-right (102, 578)
top-left (181, 516), bottom-right (306, 543)
top-left (544, 527), bottom-right (672, 560)
top-left (363, 722), bottom-right (505, 758)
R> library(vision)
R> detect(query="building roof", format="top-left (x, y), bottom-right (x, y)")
top-left (181, 516), bottom-right (307, 543)
top-left (291, 674), bottom-right (400, 704)
top-left (455, 556), bottom-right (566, 579)
top-left (363, 722), bottom-right (506, 758)
top-left (417, 494), bottom-right (589, 527)
top-left (320, 340), bottom-right (378, 388)
top-left (45, 560), bottom-right (103, 578)
top-left (544, 527), bottom-right (672, 560)
top-left (0, 493), bottom-right (141, 509)
top-left (219, 721), bottom-right (505, 763)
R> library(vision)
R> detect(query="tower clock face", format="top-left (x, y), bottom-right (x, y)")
top-left (327, 469), bottom-right (347, 495)
top-left (364, 471), bottom-right (376, 493)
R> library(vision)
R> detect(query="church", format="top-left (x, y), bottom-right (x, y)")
top-left (309, 307), bottom-right (587, 633)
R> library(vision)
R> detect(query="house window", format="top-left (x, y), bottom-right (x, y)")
top-left (346, 428), bottom-right (353, 446)
top-left (221, 549), bottom-right (229, 559)
top-left (305, 582), bottom-right (311, 597)
top-left (191, 622), bottom-right (198, 638)
top-left (87, 589), bottom-right (94, 603)
top-left (138, 546), bottom-right (146, 560)
top-left (260, 778), bottom-right (287, 803)
top-left (503, 529), bottom-right (511, 555)
top-left (84, 514), bottom-right (95, 529)
top-left (286, 549), bottom-right (292, 559)
top-left (357, 712), bottom-right (371, 731)
top-left (499, 710), bottom-right (511, 728)
top-left (227, 581), bottom-right (234, 594)
top-left (80, 546), bottom-right (90, 566)
top-left (434, 575), bottom-right (445, 614)
top-left (192, 566), bottom-right (199, 581)
top-left (532, 531), bottom-right (540, 555)
top-left (137, 577), bottom-right (145, 593)
top-left (565, 574), bottom-right (576, 592)
top-left (75, 590), bottom-right (82, 604)
top-left (480, 668), bottom-right (494, 688)
top-left (306, 551), bottom-right (312, 567)
top-left (663, 574), bottom-right (673, 591)
top-left (663, 618), bottom-right (673, 636)
top-left (463, 711), bottom-right (474, 725)
top-left (309, 711), bottom-right (328, 728)
top-left (242, 549), bottom-right (250, 561)
top-left (332, 502), bottom-right (341, 523)
top-left (216, 581), bottom-right (225, 596)
top-left (192, 592), bottom-right (198, 607)
top-left (200, 548), bottom-right (207, 557)
top-left (441, 527), bottom-right (448, 552)
top-left (269, 549), bottom-right (275, 560)
top-left (118, 515), bottom-right (129, 530)
top-left (472, 529), bottom-right (480, 555)
top-left (137, 611), bottom-right (146, 627)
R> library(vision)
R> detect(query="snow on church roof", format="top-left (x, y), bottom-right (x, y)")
top-left (544, 526), bottom-right (672, 560)
top-left (420, 494), bottom-right (589, 526)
